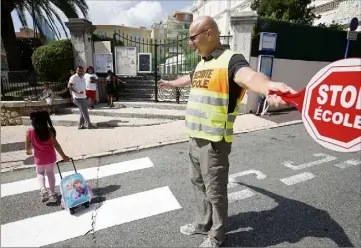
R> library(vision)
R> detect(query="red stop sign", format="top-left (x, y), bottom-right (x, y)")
top-left (302, 58), bottom-right (361, 152)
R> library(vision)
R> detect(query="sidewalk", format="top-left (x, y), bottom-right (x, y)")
top-left (1, 114), bottom-right (301, 172)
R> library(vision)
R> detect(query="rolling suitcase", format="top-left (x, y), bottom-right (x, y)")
top-left (56, 158), bottom-right (94, 215)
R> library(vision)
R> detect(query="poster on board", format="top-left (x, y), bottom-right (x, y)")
top-left (138, 53), bottom-right (152, 73)
top-left (115, 46), bottom-right (137, 76)
top-left (93, 53), bottom-right (113, 73)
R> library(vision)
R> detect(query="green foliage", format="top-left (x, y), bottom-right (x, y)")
top-left (251, 0), bottom-right (319, 25)
top-left (92, 34), bottom-right (124, 46)
top-left (17, 37), bottom-right (43, 70)
top-left (10, 0), bottom-right (89, 39)
top-left (251, 18), bottom-right (361, 62)
top-left (316, 22), bottom-right (346, 31)
top-left (31, 39), bottom-right (74, 81)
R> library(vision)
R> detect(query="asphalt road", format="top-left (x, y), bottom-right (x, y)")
top-left (1, 123), bottom-right (360, 247)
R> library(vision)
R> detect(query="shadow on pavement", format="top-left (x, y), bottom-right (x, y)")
top-left (23, 156), bottom-right (34, 165)
top-left (93, 184), bottom-right (121, 196)
top-left (90, 184), bottom-right (121, 204)
top-left (225, 182), bottom-right (354, 247)
top-left (1, 142), bottom-right (25, 153)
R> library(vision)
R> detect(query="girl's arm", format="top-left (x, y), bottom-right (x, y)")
top-left (50, 132), bottom-right (69, 161)
top-left (25, 133), bottom-right (32, 155)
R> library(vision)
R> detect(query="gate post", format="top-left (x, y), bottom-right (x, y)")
top-left (154, 42), bottom-right (159, 102)
top-left (64, 18), bottom-right (96, 69)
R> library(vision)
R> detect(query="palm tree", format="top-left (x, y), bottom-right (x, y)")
top-left (1, 0), bottom-right (89, 70)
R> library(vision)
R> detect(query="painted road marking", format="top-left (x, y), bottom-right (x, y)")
top-left (228, 189), bottom-right (255, 203)
top-left (283, 153), bottom-right (337, 170)
top-left (280, 172), bottom-right (316, 185)
top-left (335, 159), bottom-right (361, 169)
top-left (228, 170), bottom-right (266, 189)
top-left (1, 157), bottom-right (154, 197)
top-left (1, 186), bottom-right (181, 247)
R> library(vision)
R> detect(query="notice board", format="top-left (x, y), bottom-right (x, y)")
top-left (138, 53), bottom-right (152, 73)
top-left (115, 46), bottom-right (137, 76)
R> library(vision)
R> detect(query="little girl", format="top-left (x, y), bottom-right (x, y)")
top-left (25, 110), bottom-right (69, 203)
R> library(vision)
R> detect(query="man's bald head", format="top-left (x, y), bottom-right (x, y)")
top-left (191, 16), bottom-right (220, 35)
top-left (188, 16), bottom-right (221, 57)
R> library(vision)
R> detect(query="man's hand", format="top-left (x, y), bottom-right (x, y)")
top-left (26, 149), bottom-right (32, 156)
top-left (159, 79), bottom-right (171, 89)
top-left (267, 82), bottom-right (297, 107)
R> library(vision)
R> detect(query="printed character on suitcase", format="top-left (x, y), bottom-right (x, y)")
top-left (57, 159), bottom-right (93, 215)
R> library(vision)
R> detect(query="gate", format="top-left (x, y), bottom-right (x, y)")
top-left (110, 32), bottom-right (232, 103)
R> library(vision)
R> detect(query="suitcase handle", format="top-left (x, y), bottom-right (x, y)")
top-left (56, 158), bottom-right (77, 179)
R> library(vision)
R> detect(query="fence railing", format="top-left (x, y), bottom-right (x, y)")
top-left (1, 70), bottom-right (70, 101)
top-left (109, 32), bottom-right (232, 102)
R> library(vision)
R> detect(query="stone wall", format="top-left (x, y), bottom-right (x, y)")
top-left (1, 99), bottom-right (71, 126)
top-left (1, 107), bottom-right (22, 126)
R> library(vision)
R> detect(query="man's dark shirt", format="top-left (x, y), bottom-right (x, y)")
top-left (190, 47), bottom-right (250, 113)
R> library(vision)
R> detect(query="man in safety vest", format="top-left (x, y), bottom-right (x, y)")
top-left (159, 16), bottom-right (296, 247)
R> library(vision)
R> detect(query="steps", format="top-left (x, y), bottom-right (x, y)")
top-left (113, 101), bottom-right (187, 111)
top-left (38, 102), bottom-right (186, 127)
top-left (57, 102), bottom-right (186, 121)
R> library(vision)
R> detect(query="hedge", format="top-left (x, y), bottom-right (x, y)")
top-left (250, 18), bottom-right (361, 62)
top-left (32, 39), bottom-right (74, 81)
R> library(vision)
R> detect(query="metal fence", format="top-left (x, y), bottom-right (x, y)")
top-left (109, 32), bottom-right (232, 103)
top-left (1, 70), bottom-right (70, 101)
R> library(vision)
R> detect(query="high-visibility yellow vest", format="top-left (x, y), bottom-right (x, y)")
top-left (185, 49), bottom-right (247, 143)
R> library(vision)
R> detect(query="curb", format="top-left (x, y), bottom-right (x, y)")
top-left (21, 117), bottom-right (173, 128)
top-left (1, 120), bottom-right (303, 173)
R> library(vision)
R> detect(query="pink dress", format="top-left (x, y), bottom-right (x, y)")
top-left (27, 128), bottom-right (56, 165)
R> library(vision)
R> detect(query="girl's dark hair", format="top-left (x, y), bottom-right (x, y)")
top-left (30, 110), bottom-right (56, 141)
top-left (86, 66), bottom-right (94, 73)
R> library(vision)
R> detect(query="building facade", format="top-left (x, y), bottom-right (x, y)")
top-left (191, 0), bottom-right (361, 38)
top-left (191, 0), bottom-right (252, 35)
top-left (94, 25), bottom-right (152, 41)
top-left (162, 11), bottom-right (193, 40)
top-left (312, 0), bottom-right (361, 30)
top-left (15, 28), bottom-right (41, 38)
top-left (160, 11), bottom-right (193, 58)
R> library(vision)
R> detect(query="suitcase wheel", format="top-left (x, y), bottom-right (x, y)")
top-left (84, 202), bottom-right (89, 208)
top-left (70, 208), bottom-right (75, 215)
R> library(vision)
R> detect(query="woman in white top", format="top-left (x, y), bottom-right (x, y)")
top-left (84, 66), bottom-right (99, 109)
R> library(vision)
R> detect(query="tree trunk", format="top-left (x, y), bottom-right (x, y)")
top-left (1, 5), bottom-right (21, 70)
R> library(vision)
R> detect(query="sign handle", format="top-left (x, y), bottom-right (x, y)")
top-left (344, 39), bottom-right (350, 59)
top-left (268, 88), bottom-right (306, 112)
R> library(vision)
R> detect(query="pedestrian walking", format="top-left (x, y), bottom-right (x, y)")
top-left (159, 16), bottom-right (296, 247)
top-left (84, 66), bottom-right (99, 109)
top-left (68, 66), bottom-right (96, 129)
top-left (25, 110), bottom-right (69, 203)
top-left (105, 70), bottom-right (117, 108)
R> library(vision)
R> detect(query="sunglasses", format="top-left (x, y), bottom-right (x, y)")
top-left (189, 29), bottom-right (209, 41)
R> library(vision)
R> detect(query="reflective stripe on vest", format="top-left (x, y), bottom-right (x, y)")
top-left (185, 49), bottom-right (246, 143)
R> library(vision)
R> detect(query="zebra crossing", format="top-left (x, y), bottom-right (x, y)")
top-left (1, 155), bottom-right (262, 247)
top-left (1, 148), bottom-right (360, 247)
top-left (1, 157), bottom-right (183, 247)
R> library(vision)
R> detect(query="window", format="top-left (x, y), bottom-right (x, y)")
top-left (184, 14), bottom-right (190, 22)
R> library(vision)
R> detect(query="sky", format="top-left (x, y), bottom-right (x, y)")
top-left (11, 0), bottom-right (194, 39)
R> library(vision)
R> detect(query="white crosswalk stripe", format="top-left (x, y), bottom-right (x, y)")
top-left (1, 157), bottom-right (275, 247)
top-left (1, 157), bottom-right (182, 247)
top-left (1, 157), bottom-right (154, 197)
top-left (1, 186), bottom-right (181, 247)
